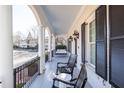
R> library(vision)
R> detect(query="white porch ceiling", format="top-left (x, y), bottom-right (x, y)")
top-left (41, 5), bottom-right (82, 35)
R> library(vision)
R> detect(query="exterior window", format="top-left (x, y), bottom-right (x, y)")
top-left (89, 20), bottom-right (96, 65)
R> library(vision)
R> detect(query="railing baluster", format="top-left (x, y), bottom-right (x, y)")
top-left (21, 66), bottom-right (23, 87)
top-left (22, 65), bottom-right (24, 87)
top-left (18, 67), bottom-right (19, 88)
top-left (14, 69), bottom-right (16, 88)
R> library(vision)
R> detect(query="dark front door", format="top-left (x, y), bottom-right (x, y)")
top-left (81, 23), bottom-right (85, 63)
top-left (74, 38), bottom-right (77, 55)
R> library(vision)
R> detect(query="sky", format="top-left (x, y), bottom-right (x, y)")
top-left (13, 5), bottom-right (38, 38)
top-left (13, 5), bottom-right (49, 39)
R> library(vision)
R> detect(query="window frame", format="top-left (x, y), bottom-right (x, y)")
top-left (86, 12), bottom-right (96, 68)
top-left (89, 20), bottom-right (96, 66)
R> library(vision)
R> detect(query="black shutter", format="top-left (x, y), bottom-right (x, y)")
top-left (95, 5), bottom-right (107, 80)
top-left (109, 5), bottom-right (124, 87)
top-left (81, 23), bottom-right (85, 63)
top-left (74, 38), bottom-right (77, 55)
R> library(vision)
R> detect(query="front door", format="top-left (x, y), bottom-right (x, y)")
top-left (81, 23), bottom-right (85, 63)
top-left (74, 38), bottom-right (77, 55)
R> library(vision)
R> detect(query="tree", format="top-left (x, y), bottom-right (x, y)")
top-left (13, 31), bottom-right (22, 47)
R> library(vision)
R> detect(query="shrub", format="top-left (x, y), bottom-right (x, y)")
top-left (56, 45), bottom-right (67, 50)
top-left (16, 83), bottom-right (23, 88)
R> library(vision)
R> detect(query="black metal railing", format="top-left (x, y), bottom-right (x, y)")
top-left (14, 56), bottom-right (40, 88)
top-left (0, 81), bottom-right (1, 88)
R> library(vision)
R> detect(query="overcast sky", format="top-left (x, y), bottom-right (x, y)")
top-left (13, 5), bottom-right (49, 39)
top-left (13, 5), bottom-right (38, 38)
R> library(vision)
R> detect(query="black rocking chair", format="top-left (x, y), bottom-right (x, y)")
top-left (56, 53), bottom-right (71, 70)
top-left (56, 54), bottom-right (77, 79)
top-left (52, 64), bottom-right (87, 88)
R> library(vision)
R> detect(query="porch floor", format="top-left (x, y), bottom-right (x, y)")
top-left (29, 55), bottom-right (92, 88)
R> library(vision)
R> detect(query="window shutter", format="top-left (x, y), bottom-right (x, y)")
top-left (81, 23), bottom-right (85, 63)
top-left (109, 5), bottom-right (124, 87)
top-left (95, 5), bottom-right (107, 80)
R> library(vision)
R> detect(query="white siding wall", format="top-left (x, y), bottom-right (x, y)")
top-left (71, 40), bottom-right (75, 54)
top-left (77, 26), bottom-right (82, 70)
top-left (86, 64), bottom-right (111, 87)
top-left (67, 5), bottom-right (111, 88)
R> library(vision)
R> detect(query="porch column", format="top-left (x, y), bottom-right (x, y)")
top-left (48, 32), bottom-right (52, 62)
top-left (38, 26), bottom-right (46, 74)
top-left (0, 5), bottom-right (13, 88)
top-left (53, 35), bottom-right (56, 50)
top-left (52, 35), bottom-right (56, 57)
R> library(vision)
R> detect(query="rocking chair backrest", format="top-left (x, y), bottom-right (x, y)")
top-left (68, 54), bottom-right (77, 68)
top-left (67, 53), bottom-right (71, 64)
top-left (75, 64), bottom-right (87, 88)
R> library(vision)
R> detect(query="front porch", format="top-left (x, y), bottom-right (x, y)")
top-left (1, 5), bottom-right (124, 88)
top-left (29, 55), bottom-right (92, 88)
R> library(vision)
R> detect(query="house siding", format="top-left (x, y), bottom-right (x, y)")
top-left (67, 5), bottom-right (111, 88)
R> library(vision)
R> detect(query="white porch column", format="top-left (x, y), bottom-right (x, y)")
top-left (48, 32), bottom-right (52, 62)
top-left (51, 35), bottom-right (56, 57)
top-left (52, 35), bottom-right (56, 50)
top-left (0, 6), bottom-right (13, 88)
top-left (38, 26), bottom-right (46, 74)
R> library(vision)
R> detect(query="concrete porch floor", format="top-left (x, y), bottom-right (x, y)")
top-left (29, 55), bottom-right (92, 88)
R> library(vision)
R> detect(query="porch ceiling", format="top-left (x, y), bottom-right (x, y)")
top-left (41, 5), bottom-right (82, 35)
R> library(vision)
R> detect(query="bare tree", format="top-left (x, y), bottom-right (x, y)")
top-left (13, 31), bottom-right (22, 46)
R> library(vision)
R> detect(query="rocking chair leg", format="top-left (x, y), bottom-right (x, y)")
top-left (52, 80), bottom-right (56, 88)
top-left (56, 68), bottom-right (58, 75)
top-left (71, 73), bottom-right (73, 80)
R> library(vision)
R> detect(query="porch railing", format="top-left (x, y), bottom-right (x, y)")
top-left (14, 56), bottom-right (40, 88)
top-left (0, 81), bottom-right (1, 88)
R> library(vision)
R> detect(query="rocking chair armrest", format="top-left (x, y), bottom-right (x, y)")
top-left (70, 78), bottom-right (78, 82)
top-left (60, 66), bottom-right (72, 69)
top-left (53, 77), bottom-right (75, 86)
top-left (57, 62), bottom-right (68, 65)
top-left (57, 63), bottom-right (68, 68)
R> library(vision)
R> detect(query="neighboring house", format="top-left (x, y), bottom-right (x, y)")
top-left (13, 31), bottom-right (49, 49)
top-left (26, 32), bottom-right (38, 48)
top-left (13, 32), bottom-right (38, 48)
top-left (19, 39), bottom-right (27, 48)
